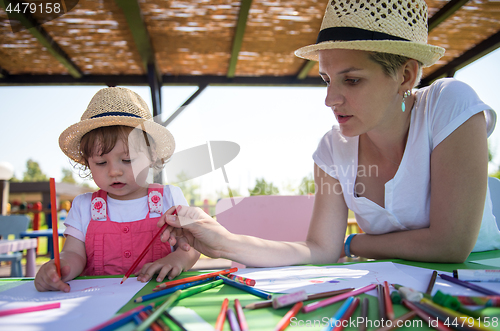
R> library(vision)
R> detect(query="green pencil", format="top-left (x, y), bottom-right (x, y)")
top-left (136, 290), bottom-right (181, 331)
top-left (177, 279), bottom-right (224, 300)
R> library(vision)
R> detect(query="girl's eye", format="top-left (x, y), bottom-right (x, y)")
top-left (95, 161), bottom-right (106, 166)
top-left (123, 159), bottom-right (131, 164)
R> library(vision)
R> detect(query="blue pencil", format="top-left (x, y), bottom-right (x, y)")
top-left (439, 274), bottom-right (500, 296)
top-left (91, 305), bottom-right (153, 331)
top-left (219, 275), bottom-right (272, 299)
top-left (134, 277), bottom-right (216, 303)
top-left (322, 297), bottom-right (355, 331)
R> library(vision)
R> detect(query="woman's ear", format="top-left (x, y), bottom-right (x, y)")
top-left (401, 59), bottom-right (420, 91)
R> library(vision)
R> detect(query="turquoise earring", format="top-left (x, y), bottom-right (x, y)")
top-left (402, 90), bottom-right (411, 112)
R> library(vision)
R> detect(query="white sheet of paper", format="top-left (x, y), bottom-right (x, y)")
top-left (233, 262), bottom-right (424, 296)
top-left (469, 257), bottom-right (500, 268)
top-left (0, 277), bottom-right (147, 331)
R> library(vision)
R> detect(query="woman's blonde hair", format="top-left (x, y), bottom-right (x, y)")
top-left (368, 52), bottom-right (423, 88)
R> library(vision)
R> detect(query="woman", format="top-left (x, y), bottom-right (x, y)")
top-left (160, 0), bottom-right (500, 264)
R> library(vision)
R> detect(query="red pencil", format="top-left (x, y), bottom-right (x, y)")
top-left (384, 281), bottom-right (395, 320)
top-left (274, 302), bottom-right (303, 331)
top-left (154, 267), bottom-right (238, 290)
top-left (234, 299), bottom-right (249, 331)
top-left (215, 298), bottom-right (229, 331)
top-left (121, 209), bottom-right (177, 284)
top-left (49, 178), bottom-right (61, 278)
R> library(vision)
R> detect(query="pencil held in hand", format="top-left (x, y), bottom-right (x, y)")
top-left (121, 209), bottom-right (178, 284)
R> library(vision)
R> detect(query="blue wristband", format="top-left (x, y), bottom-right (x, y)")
top-left (344, 234), bottom-right (357, 258)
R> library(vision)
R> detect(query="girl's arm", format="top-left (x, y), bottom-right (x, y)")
top-left (34, 235), bottom-right (87, 292)
top-left (137, 246), bottom-right (201, 282)
top-left (348, 112), bottom-right (488, 263)
top-left (160, 164), bottom-right (350, 267)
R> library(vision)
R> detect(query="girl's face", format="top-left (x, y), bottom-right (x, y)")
top-left (318, 49), bottom-right (403, 137)
top-left (88, 138), bottom-right (151, 200)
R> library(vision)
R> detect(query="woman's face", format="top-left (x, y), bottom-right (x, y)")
top-left (318, 49), bottom-right (403, 137)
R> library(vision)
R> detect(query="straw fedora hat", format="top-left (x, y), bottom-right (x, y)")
top-left (59, 87), bottom-right (175, 164)
top-left (295, 0), bottom-right (445, 67)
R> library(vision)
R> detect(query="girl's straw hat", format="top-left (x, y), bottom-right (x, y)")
top-left (59, 87), bottom-right (175, 164)
top-left (295, 0), bottom-right (445, 67)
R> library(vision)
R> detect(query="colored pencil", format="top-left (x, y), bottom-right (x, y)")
top-left (439, 273), bottom-right (500, 296)
top-left (426, 270), bottom-right (438, 295)
top-left (177, 279), bottom-right (224, 301)
top-left (413, 301), bottom-right (471, 331)
top-left (359, 297), bottom-right (369, 331)
top-left (228, 274), bottom-right (256, 286)
top-left (135, 277), bottom-right (216, 303)
top-left (227, 308), bottom-right (242, 331)
top-left (49, 178), bottom-right (61, 277)
top-left (141, 311), bottom-right (163, 331)
top-left (154, 267), bottom-right (238, 290)
top-left (121, 209), bottom-right (178, 284)
top-left (244, 288), bottom-right (355, 310)
top-left (0, 302), bottom-right (61, 317)
top-left (383, 281), bottom-right (395, 320)
top-left (163, 311), bottom-right (188, 331)
top-left (402, 300), bottom-right (452, 331)
top-left (234, 299), bottom-right (249, 331)
top-left (322, 297), bottom-right (355, 331)
top-left (215, 298), bottom-right (229, 331)
top-left (377, 284), bottom-right (386, 320)
top-left (136, 290), bottom-right (181, 331)
top-left (420, 298), bottom-right (490, 331)
top-left (88, 305), bottom-right (152, 331)
top-left (374, 311), bottom-right (417, 331)
top-left (333, 297), bottom-right (360, 331)
top-left (274, 302), bottom-right (303, 331)
top-left (303, 284), bottom-right (377, 313)
top-left (219, 275), bottom-right (272, 299)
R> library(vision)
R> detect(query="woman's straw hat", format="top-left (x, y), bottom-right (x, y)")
top-left (295, 0), bottom-right (445, 67)
top-left (59, 87), bottom-right (175, 164)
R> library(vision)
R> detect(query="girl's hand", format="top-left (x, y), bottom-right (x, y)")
top-left (34, 260), bottom-right (72, 292)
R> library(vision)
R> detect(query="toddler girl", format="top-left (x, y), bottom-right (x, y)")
top-left (35, 87), bottom-right (199, 292)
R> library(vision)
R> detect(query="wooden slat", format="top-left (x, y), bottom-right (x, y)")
top-left (227, 0), bottom-right (252, 78)
top-left (0, 0), bottom-right (82, 78)
top-left (428, 0), bottom-right (470, 32)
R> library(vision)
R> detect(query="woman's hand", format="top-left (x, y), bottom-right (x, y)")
top-left (158, 205), bottom-right (232, 259)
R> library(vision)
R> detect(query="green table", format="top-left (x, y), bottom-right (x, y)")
top-left (115, 250), bottom-right (500, 331)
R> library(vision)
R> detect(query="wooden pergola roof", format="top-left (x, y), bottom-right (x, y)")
top-left (1, 0), bottom-right (500, 120)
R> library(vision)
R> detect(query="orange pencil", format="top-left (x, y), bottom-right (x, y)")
top-left (274, 302), bottom-right (303, 331)
top-left (121, 210), bottom-right (177, 284)
top-left (49, 178), bottom-right (61, 277)
top-left (384, 281), bottom-right (395, 320)
top-left (154, 267), bottom-right (238, 290)
top-left (215, 298), bottom-right (229, 331)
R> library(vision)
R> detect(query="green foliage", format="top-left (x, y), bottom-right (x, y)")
top-left (23, 159), bottom-right (48, 182)
top-left (61, 168), bottom-right (77, 184)
top-left (248, 178), bottom-right (279, 196)
top-left (171, 172), bottom-right (200, 204)
top-left (216, 187), bottom-right (240, 199)
top-left (491, 170), bottom-right (500, 180)
top-left (298, 173), bottom-right (315, 195)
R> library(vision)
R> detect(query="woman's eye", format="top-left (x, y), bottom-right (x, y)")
top-left (345, 78), bottom-right (360, 85)
top-left (123, 159), bottom-right (131, 163)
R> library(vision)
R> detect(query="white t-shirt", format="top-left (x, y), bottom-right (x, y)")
top-left (64, 185), bottom-right (188, 242)
top-left (313, 78), bottom-right (500, 252)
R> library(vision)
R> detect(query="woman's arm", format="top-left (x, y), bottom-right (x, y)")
top-left (161, 164), bottom-right (350, 267)
top-left (349, 112), bottom-right (488, 263)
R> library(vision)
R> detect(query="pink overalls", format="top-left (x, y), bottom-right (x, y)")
top-left (82, 184), bottom-right (172, 276)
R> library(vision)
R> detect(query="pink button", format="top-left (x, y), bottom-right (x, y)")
top-left (123, 226), bottom-right (130, 233)
top-left (124, 251), bottom-right (131, 258)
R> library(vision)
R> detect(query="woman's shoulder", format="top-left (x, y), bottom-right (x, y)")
top-left (419, 78), bottom-right (479, 101)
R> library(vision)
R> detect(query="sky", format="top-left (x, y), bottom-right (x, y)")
top-left (1, 48), bottom-right (500, 201)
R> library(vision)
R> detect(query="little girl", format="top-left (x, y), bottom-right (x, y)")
top-left (35, 87), bottom-right (200, 292)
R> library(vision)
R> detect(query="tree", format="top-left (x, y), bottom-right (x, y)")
top-left (298, 173), bottom-right (315, 195)
top-left (172, 172), bottom-right (201, 204)
top-left (23, 159), bottom-right (48, 182)
top-left (61, 168), bottom-right (77, 184)
top-left (248, 178), bottom-right (279, 196)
